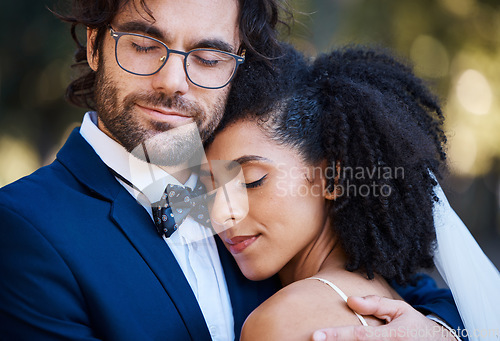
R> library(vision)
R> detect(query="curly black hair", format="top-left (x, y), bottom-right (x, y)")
top-left (215, 44), bottom-right (447, 285)
top-left (213, 43), bottom-right (309, 142)
top-left (53, 0), bottom-right (293, 110)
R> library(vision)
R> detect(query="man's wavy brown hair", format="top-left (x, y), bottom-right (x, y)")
top-left (54, 0), bottom-right (292, 109)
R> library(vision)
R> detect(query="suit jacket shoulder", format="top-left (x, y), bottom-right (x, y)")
top-left (0, 128), bottom-right (273, 340)
top-left (392, 274), bottom-right (465, 337)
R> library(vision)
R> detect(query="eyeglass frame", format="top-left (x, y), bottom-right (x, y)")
top-left (108, 26), bottom-right (246, 90)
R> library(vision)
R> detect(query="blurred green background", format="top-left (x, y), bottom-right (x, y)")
top-left (1, 0), bottom-right (499, 268)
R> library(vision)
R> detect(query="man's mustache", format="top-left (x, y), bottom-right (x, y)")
top-left (126, 92), bottom-right (203, 119)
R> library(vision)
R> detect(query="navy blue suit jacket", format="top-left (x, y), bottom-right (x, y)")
top-left (0, 128), bottom-right (463, 340)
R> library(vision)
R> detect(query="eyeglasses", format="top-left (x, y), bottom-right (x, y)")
top-left (108, 26), bottom-right (245, 89)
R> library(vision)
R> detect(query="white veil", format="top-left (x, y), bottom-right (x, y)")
top-left (433, 182), bottom-right (500, 341)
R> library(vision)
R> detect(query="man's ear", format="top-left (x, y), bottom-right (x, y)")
top-left (87, 27), bottom-right (99, 71)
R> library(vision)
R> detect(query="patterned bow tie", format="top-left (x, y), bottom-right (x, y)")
top-left (151, 180), bottom-right (211, 238)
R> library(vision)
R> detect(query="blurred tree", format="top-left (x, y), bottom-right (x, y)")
top-left (0, 0), bottom-right (81, 185)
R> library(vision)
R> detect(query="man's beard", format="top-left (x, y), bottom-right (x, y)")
top-left (93, 65), bottom-right (225, 166)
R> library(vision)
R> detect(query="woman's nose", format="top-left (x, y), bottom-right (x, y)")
top-left (209, 173), bottom-right (249, 233)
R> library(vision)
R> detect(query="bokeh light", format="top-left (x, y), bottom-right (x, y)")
top-left (447, 125), bottom-right (478, 175)
top-left (456, 69), bottom-right (493, 115)
top-left (0, 136), bottom-right (40, 187)
top-left (438, 0), bottom-right (476, 17)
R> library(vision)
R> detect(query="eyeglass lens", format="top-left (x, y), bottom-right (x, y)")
top-left (115, 34), bottom-right (238, 88)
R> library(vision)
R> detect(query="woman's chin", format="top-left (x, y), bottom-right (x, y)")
top-left (239, 264), bottom-right (275, 282)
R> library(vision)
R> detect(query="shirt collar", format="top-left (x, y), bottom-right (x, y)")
top-left (79, 111), bottom-right (198, 203)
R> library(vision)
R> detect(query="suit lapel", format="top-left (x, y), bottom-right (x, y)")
top-left (57, 128), bottom-right (211, 340)
top-left (111, 189), bottom-right (211, 340)
top-left (57, 128), bottom-right (121, 201)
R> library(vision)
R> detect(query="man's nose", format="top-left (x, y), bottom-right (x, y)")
top-left (209, 180), bottom-right (249, 233)
top-left (151, 53), bottom-right (190, 95)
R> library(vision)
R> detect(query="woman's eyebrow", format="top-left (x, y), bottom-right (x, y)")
top-left (229, 155), bottom-right (272, 170)
top-left (201, 156), bottom-right (271, 176)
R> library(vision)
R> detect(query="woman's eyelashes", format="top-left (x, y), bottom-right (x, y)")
top-left (244, 174), bottom-right (268, 189)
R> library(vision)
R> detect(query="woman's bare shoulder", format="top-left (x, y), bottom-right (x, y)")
top-left (240, 277), bottom-right (373, 341)
top-left (327, 270), bottom-right (402, 301)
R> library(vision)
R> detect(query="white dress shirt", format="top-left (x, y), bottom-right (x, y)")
top-left (80, 112), bottom-right (234, 341)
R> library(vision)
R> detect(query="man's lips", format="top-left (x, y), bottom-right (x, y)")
top-left (225, 235), bottom-right (260, 254)
top-left (136, 104), bottom-right (193, 125)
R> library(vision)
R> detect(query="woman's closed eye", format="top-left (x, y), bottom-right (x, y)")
top-left (244, 174), bottom-right (267, 189)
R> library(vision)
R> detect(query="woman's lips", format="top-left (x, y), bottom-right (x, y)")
top-left (225, 235), bottom-right (260, 254)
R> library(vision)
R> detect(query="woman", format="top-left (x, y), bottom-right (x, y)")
top-left (201, 45), bottom-right (498, 340)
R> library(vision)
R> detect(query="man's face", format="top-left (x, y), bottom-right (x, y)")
top-left (87, 0), bottom-right (240, 165)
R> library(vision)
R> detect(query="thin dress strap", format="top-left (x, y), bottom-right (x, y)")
top-left (307, 277), bottom-right (368, 326)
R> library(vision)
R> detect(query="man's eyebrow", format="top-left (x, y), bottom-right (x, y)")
top-left (113, 21), bottom-right (235, 53)
top-left (193, 39), bottom-right (235, 53)
top-left (114, 21), bottom-right (164, 40)
top-left (228, 155), bottom-right (271, 170)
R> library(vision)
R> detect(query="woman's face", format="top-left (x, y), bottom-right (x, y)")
top-left (202, 120), bottom-right (330, 281)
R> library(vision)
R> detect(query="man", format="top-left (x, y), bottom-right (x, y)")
top-left (0, 0), bottom-right (463, 340)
